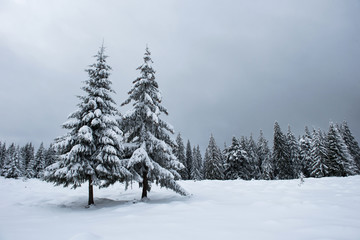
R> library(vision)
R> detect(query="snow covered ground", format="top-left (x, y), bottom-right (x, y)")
top-left (1, 176), bottom-right (360, 240)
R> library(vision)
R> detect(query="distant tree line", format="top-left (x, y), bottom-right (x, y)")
top-left (2, 120), bottom-right (358, 182)
top-left (174, 121), bottom-right (360, 181)
top-left (0, 142), bottom-right (56, 179)
top-left (1, 44), bottom-right (359, 206)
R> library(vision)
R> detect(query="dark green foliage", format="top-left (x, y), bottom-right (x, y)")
top-left (174, 133), bottom-right (187, 180)
top-left (310, 129), bottom-right (329, 178)
top-left (287, 126), bottom-right (300, 178)
top-left (299, 126), bottom-right (312, 177)
top-left (257, 130), bottom-right (273, 180)
top-left (185, 140), bottom-right (193, 180)
top-left (273, 122), bottom-right (293, 179)
top-left (34, 143), bottom-right (46, 178)
top-left (240, 136), bottom-right (261, 179)
top-left (224, 137), bottom-right (250, 180)
top-left (339, 121), bottom-right (360, 173)
top-left (191, 145), bottom-right (203, 180)
top-left (327, 123), bottom-right (356, 176)
top-left (204, 135), bottom-right (224, 180)
top-left (2, 144), bottom-right (22, 179)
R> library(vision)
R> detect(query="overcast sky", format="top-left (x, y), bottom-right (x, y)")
top-left (1, 0), bottom-right (359, 151)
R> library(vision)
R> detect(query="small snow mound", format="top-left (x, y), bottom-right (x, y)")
top-left (69, 232), bottom-right (101, 240)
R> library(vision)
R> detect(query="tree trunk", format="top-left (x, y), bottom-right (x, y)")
top-left (141, 167), bottom-right (148, 199)
top-left (88, 175), bottom-right (94, 205)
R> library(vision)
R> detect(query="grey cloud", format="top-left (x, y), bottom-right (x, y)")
top-left (0, 0), bottom-right (359, 150)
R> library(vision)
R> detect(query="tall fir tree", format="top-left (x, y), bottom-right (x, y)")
top-left (44, 144), bottom-right (57, 168)
top-left (309, 129), bottom-right (329, 178)
top-left (185, 140), bottom-right (193, 180)
top-left (339, 121), bottom-right (360, 173)
top-left (25, 149), bottom-right (37, 178)
top-left (224, 137), bottom-right (249, 180)
top-left (247, 135), bottom-right (261, 179)
top-left (203, 134), bottom-right (224, 180)
top-left (257, 130), bottom-right (273, 180)
top-left (287, 126), bottom-right (300, 178)
top-left (191, 145), bottom-right (203, 180)
top-left (21, 143), bottom-right (35, 176)
top-left (2, 144), bottom-right (22, 178)
top-left (17, 146), bottom-right (26, 176)
top-left (299, 126), bottom-right (312, 177)
top-left (26, 143), bottom-right (35, 167)
top-left (0, 142), bottom-right (6, 174)
top-left (44, 45), bottom-right (130, 205)
top-left (326, 123), bottom-right (356, 176)
top-left (273, 122), bottom-right (292, 179)
top-left (34, 143), bottom-right (46, 178)
top-left (121, 47), bottom-right (187, 199)
top-left (174, 133), bottom-right (187, 179)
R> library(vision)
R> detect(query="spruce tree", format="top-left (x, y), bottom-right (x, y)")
top-left (257, 130), bottom-right (273, 180)
top-left (327, 123), bottom-right (356, 176)
top-left (25, 149), bottom-right (36, 178)
top-left (174, 133), bottom-right (187, 179)
top-left (299, 126), bottom-right (312, 177)
top-left (44, 45), bottom-right (130, 205)
top-left (185, 140), bottom-right (193, 180)
top-left (309, 129), bottom-right (329, 177)
top-left (44, 144), bottom-right (57, 168)
top-left (35, 143), bottom-right (46, 178)
top-left (24, 143), bottom-right (35, 167)
top-left (191, 145), bottom-right (203, 180)
top-left (273, 122), bottom-right (292, 179)
top-left (339, 121), bottom-right (360, 173)
top-left (0, 142), bottom-right (6, 174)
top-left (3, 144), bottom-right (22, 178)
top-left (287, 126), bottom-right (300, 178)
top-left (247, 135), bottom-right (261, 179)
top-left (121, 47), bottom-right (187, 199)
top-left (203, 134), bottom-right (224, 180)
top-left (224, 137), bottom-right (249, 180)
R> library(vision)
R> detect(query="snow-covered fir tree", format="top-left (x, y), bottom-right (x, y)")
top-left (273, 122), bottom-right (293, 179)
top-left (22, 143), bottom-right (34, 168)
top-left (299, 126), bottom-right (312, 177)
top-left (21, 143), bottom-right (35, 177)
top-left (174, 133), bottom-right (187, 179)
top-left (326, 123), bottom-right (356, 176)
top-left (25, 149), bottom-right (36, 178)
top-left (44, 144), bottom-right (57, 168)
top-left (309, 129), bottom-right (329, 178)
top-left (224, 137), bottom-right (249, 180)
top-left (245, 135), bottom-right (261, 179)
top-left (2, 144), bottom-right (22, 178)
top-left (257, 130), bottom-right (273, 180)
top-left (34, 143), bottom-right (46, 178)
top-left (287, 126), bottom-right (300, 178)
top-left (0, 142), bottom-right (6, 174)
top-left (191, 145), bottom-right (203, 180)
top-left (203, 134), bottom-right (224, 180)
top-left (44, 45), bottom-right (130, 205)
top-left (17, 146), bottom-right (26, 176)
top-left (121, 47), bottom-right (187, 199)
top-left (339, 121), bottom-right (360, 173)
top-left (185, 140), bottom-right (193, 180)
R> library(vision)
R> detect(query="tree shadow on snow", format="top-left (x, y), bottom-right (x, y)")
top-left (47, 194), bottom-right (191, 211)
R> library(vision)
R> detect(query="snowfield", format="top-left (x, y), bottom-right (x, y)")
top-left (1, 176), bottom-right (360, 240)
